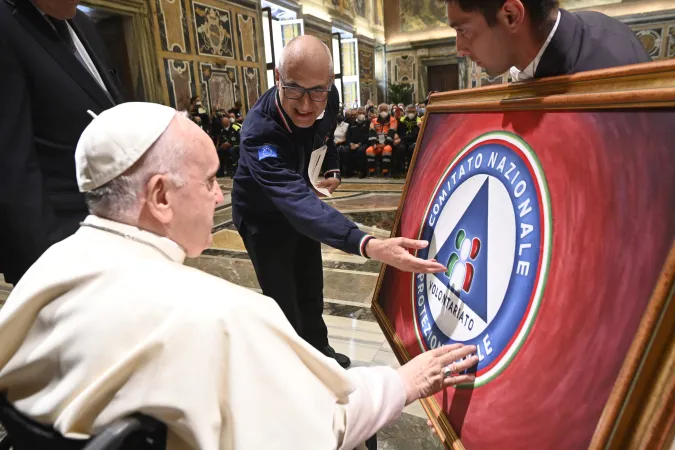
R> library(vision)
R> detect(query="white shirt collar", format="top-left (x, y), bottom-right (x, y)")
top-left (81, 215), bottom-right (187, 263)
top-left (509, 10), bottom-right (561, 82)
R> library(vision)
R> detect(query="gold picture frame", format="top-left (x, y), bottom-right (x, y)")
top-left (372, 59), bottom-right (675, 450)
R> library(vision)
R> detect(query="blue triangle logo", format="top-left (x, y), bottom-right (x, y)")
top-left (433, 179), bottom-right (489, 322)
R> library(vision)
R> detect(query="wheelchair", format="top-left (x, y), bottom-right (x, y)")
top-left (0, 392), bottom-right (166, 450)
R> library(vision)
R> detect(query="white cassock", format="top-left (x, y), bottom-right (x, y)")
top-left (0, 215), bottom-right (405, 450)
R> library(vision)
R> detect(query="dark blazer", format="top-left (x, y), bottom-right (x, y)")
top-left (232, 85), bottom-right (368, 256)
top-left (536, 8), bottom-right (651, 78)
top-left (0, 0), bottom-right (124, 284)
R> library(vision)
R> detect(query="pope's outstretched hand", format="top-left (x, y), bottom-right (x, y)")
top-left (397, 344), bottom-right (479, 405)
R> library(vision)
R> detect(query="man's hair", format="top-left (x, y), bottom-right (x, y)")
top-left (85, 111), bottom-right (190, 222)
top-left (446, 0), bottom-right (559, 27)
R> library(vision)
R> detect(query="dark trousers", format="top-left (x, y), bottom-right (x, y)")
top-left (391, 143), bottom-right (408, 177)
top-left (237, 222), bottom-right (329, 350)
top-left (353, 144), bottom-right (368, 175)
top-left (338, 144), bottom-right (367, 177)
top-left (217, 145), bottom-right (240, 176)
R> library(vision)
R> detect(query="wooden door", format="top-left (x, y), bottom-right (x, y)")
top-left (427, 64), bottom-right (459, 94)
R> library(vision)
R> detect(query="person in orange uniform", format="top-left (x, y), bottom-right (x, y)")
top-left (366, 104), bottom-right (399, 177)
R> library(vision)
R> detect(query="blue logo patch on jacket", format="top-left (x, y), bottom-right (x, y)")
top-left (258, 145), bottom-right (278, 160)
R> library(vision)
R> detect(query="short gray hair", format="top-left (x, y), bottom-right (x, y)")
top-left (85, 111), bottom-right (189, 222)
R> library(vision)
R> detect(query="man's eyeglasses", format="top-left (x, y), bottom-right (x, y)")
top-left (280, 79), bottom-right (330, 102)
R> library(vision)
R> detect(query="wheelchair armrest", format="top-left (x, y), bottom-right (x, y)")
top-left (83, 414), bottom-right (165, 450)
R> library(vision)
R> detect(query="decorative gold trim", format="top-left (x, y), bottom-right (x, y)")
top-left (593, 243), bottom-right (675, 450)
top-left (158, 50), bottom-right (261, 68)
top-left (148, 0), bottom-right (169, 105)
top-left (428, 60), bottom-right (675, 112)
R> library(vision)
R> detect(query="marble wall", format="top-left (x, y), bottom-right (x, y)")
top-left (463, 17), bottom-right (675, 89)
top-left (632, 20), bottom-right (675, 60)
top-left (386, 51), bottom-right (417, 102)
top-left (304, 16), bottom-right (334, 54)
top-left (152, 0), bottom-right (265, 115)
top-left (385, 45), bottom-right (455, 103)
top-left (384, 3), bottom-right (675, 100)
top-left (359, 40), bottom-right (376, 104)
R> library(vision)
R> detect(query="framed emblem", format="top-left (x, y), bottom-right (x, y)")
top-left (372, 60), bottom-right (675, 450)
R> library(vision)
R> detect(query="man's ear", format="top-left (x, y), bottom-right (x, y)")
top-left (274, 67), bottom-right (280, 83)
top-left (500, 0), bottom-right (525, 31)
top-left (146, 174), bottom-right (173, 224)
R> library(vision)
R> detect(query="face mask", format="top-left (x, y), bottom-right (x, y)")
top-left (379, 111), bottom-right (388, 119)
top-left (407, 113), bottom-right (416, 120)
top-left (357, 114), bottom-right (366, 122)
top-left (419, 108), bottom-right (426, 115)
top-left (230, 117), bottom-right (235, 124)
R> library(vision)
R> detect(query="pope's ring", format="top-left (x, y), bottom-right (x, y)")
top-left (443, 365), bottom-right (456, 378)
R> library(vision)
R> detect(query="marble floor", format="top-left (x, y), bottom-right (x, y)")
top-left (0, 177), bottom-right (444, 449)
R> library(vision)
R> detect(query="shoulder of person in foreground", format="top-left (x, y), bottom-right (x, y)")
top-left (572, 10), bottom-right (651, 65)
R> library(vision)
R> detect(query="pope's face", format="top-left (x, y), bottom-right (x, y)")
top-left (33, 0), bottom-right (80, 20)
top-left (276, 65), bottom-right (332, 129)
top-left (168, 124), bottom-right (224, 257)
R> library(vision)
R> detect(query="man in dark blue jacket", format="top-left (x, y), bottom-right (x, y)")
top-left (232, 35), bottom-right (445, 369)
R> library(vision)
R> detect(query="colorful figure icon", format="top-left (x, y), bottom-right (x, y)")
top-left (447, 229), bottom-right (481, 294)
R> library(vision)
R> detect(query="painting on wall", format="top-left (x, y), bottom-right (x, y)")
top-left (164, 58), bottom-right (196, 111)
top-left (156, 0), bottom-right (190, 53)
top-left (669, 25), bottom-right (675, 58)
top-left (200, 63), bottom-right (240, 114)
top-left (354, 0), bottom-right (367, 18)
top-left (372, 64), bottom-right (675, 450)
top-left (242, 67), bottom-right (261, 110)
top-left (325, 0), bottom-right (354, 17)
top-left (193, 2), bottom-right (235, 58)
top-left (359, 48), bottom-right (374, 79)
top-left (400, 0), bottom-right (447, 32)
top-left (360, 81), bottom-right (373, 105)
top-left (373, 0), bottom-right (383, 26)
top-left (237, 13), bottom-right (259, 62)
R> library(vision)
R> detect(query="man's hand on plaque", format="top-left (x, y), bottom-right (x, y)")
top-left (397, 344), bottom-right (478, 406)
top-left (365, 238), bottom-right (447, 273)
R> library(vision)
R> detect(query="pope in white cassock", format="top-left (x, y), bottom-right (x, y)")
top-left (0, 102), bottom-right (478, 450)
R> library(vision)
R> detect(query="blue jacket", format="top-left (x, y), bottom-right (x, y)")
top-left (232, 85), bottom-right (369, 256)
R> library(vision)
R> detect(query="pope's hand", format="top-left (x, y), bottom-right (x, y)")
top-left (365, 238), bottom-right (446, 273)
top-left (397, 344), bottom-right (478, 406)
top-left (317, 177), bottom-right (341, 194)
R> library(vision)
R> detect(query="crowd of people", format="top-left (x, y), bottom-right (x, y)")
top-left (186, 95), bottom-right (428, 181)
top-left (335, 101), bottom-right (426, 179)
top-left (189, 97), bottom-right (243, 177)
